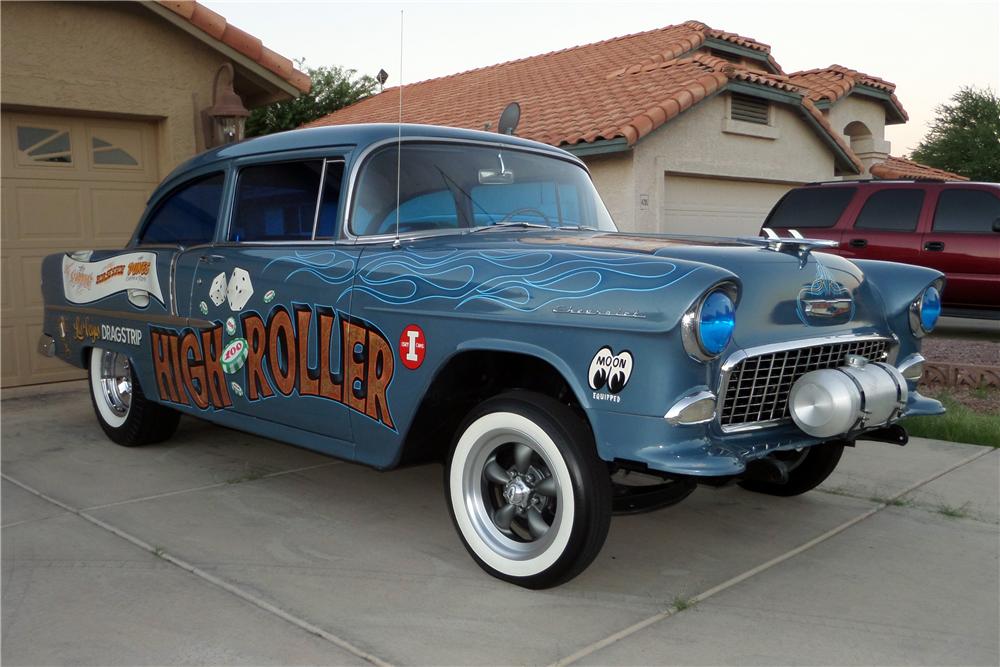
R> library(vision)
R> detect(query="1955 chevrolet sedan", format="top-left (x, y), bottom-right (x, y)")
top-left (39, 124), bottom-right (945, 588)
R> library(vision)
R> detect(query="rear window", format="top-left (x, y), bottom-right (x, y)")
top-left (765, 187), bottom-right (856, 229)
top-left (138, 172), bottom-right (224, 246)
top-left (933, 189), bottom-right (1000, 233)
top-left (855, 190), bottom-right (924, 231)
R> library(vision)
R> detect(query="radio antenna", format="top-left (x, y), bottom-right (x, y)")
top-left (393, 9), bottom-right (404, 248)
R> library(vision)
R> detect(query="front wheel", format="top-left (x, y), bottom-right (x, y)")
top-left (738, 442), bottom-right (845, 497)
top-left (88, 347), bottom-right (180, 446)
top-left (445, 391), bottom-right (611, 589)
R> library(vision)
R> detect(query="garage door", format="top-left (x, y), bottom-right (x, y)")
top-left (662, 174), bottom-right (795, 236)
top-left (1, 111), bottom-right (160, 387)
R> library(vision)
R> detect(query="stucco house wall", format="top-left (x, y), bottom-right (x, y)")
top-left (3, 2), bottom-right (239, 177)
top-left (825, 96), bottom-right (892, 176)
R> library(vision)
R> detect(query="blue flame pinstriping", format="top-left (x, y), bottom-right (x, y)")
top-left (264, 248), bottom-right (699, 313)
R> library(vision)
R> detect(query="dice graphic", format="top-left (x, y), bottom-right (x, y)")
top-left (226, 267), bottom-right (254, 311)
top-left (209, 272), bottom-right (227, 307)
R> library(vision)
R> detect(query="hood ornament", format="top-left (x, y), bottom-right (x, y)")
top-left (745, 228), bottom-right (839, 268)
top-left (797, 260), bottom-right (855, 325)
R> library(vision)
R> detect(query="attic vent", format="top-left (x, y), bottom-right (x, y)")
top-left (731, 93), bottom-right (769, 125)
top-left (709, 49), bottom-right (741, 64)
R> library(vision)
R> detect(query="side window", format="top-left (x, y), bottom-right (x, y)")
top-left (765, 187), bottom-right (856, 229)
top-left (138, 172), bottom-right (224, 246)
top-left (230, 161), bottom-right (323, 242)
top-left (854, 190), bottom-right (924, 231)
top-left (933, 189), bottom-right (1000, 233)
top-left (315, 161), bottom-right (345, 239)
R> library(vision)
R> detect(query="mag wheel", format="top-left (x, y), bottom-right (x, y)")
top-left (88, 347), bottom-right (180, 447)
top-left (446, 391), bottom-right (611, 589)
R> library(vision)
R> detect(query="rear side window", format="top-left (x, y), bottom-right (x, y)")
top-left (854, 190), bottom-right (924, 231)
top-left (230, 161), bottom-right (323, 242)
top-left (765, 187), bottom-right (856, 229)
top-left (932, 189), bottom-right (1000, 233)
top-left (138, 173), bottom-right (224, 246)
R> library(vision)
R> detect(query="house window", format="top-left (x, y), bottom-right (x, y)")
top-left (92, 136), bottom-right (139, 166)
top-left (16, 125), bottom-right (72, 164)
top-left (730, 93), bottom-right (769, 125)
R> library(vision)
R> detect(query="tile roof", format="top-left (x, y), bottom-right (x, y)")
top-left (155, 1), bottom-right (311, 92)
top-left (787, 65), bottom-right (907, 121)
top-left (307, 21), bottom-right (893, 174)
top-left (869, 156), bottom-right (969, 181)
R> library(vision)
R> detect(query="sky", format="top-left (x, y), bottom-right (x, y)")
top-left (203, 0), bottom-right (1000, 155)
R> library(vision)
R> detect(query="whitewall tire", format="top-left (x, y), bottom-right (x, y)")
top-left (87, 347), bottom-right (180, 446)
top-left (445, 391), bottom-right (611, 588)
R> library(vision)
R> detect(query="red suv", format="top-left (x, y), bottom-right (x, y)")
top-left (762, 181), bottom-right (1000, 316)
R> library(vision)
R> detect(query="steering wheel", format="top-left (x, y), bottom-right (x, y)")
top-left (497, 207), bottom-right (552, 226)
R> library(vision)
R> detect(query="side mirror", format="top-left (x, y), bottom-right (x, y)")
top-left (992, 217), bottom-right (1000, 233)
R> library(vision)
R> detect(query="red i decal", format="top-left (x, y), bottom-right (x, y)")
top-left (399, 324), bottom-right (426, 370)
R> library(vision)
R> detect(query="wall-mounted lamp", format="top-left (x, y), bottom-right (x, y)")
top-left (202, 63), bottom-right (249, 149)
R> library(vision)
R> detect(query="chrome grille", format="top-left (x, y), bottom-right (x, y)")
top-left (719, 338), bottom-right (890, 431)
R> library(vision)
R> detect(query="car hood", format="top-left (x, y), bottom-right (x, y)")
top-left (503, 231), bottom-right (891, 344)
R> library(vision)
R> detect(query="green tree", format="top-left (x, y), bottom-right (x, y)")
top-left (246, 63), bottom-right (378, 137)
top-left (910, 87), bottom-right (1000, 182)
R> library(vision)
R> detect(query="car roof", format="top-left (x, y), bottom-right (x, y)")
top-left (162, 123), bottom-right (575, 185)
top-left (802, 179), bottom-right (998, 187)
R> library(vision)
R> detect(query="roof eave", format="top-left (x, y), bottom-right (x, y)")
top-left (143, 2), bottom-right (302, 102)
top-left (561, 137), bottom-right (631, 157)
top-left (702, 37), bottom-right (782, 74)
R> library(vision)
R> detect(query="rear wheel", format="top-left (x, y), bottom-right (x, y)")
top-left (739, 442), bottom-right (844, 496)
top-left (88, 347), bottom-right (179, 446)
top-left (445, 391), bottom-right (611, 589)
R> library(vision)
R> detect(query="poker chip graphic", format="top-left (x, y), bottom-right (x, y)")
top-left (199, 300), bottom-right (208, 315)
top-left (263, 289), bottom-right (276, 303)
top-left (230, 382), bottom-right (244, 397)
top-left (221, 337), bottom-right (248, 374)
top-left (226, 317), bottom-right (237, 335)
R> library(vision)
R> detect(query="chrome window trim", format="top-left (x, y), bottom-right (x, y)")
top-left (716, 333), bottom-right (897, 434)
top-left (340, 136), bottom-right (594, 242)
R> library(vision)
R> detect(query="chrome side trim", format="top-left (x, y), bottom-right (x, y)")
top-left (664, 390), bottom-right (717, 425)
top-left (45, 304), bottom-right (213, 329)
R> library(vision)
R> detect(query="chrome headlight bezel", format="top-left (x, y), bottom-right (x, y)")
top-left (909, 281), bottom-right (943, 338)
top-left (682, 282), bottom-right (739, 362)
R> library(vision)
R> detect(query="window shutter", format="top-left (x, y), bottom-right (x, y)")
top-left (731, 93), bottom-right (769, 125)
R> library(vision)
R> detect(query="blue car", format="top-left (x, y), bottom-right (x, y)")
top-left (39, 124), bottom-right (944, 588)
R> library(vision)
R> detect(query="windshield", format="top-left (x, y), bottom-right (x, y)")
top-left (350, 142), bottom-right (617, 236)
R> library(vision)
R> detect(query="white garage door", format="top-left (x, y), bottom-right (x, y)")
top-left (662, 174), bottom-right (795, 236)
top-left (1, 111), bottom-right (160, 387)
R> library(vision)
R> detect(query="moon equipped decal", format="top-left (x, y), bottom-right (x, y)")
top-left (588, 347), bottom-right (633, 403)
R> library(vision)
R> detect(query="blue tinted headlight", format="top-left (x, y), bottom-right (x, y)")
top-left (920, 286), bottom-right (941, 332)
top-left (698, 290), bottom-right (736, 355)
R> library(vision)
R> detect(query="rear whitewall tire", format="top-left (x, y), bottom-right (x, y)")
top-left (87, 346), bottom-right (180, 447)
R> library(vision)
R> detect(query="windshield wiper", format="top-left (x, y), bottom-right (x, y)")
top-left (555, 225), bottom-right (599, 231)
top-left (470, 221), bottom-right (551, 232)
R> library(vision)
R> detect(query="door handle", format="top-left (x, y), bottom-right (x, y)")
top-left (199, 254), bottom-right (225, 264)
top-left (924, 241), bottom-right (945, 252)
top-left (849, 238), bottom-right (867, 248)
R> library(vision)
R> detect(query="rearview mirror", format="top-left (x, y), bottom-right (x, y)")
top-left (478, 169), bottom-right (514, 185)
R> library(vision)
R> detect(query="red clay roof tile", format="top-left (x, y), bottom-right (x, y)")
top-left (309, 20), bottom-right (896, 174)
top-left (788, 65), bottom-right (907, 121)
top-left (155, 0), bottom-right (309, 93)
top-left (870, 156), bottom-right (968, 181)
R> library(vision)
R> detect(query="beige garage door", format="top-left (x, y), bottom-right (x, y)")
top-left (663, 174), bottom-right (795, 237)
top-left (1, 111), bottom-right (160, 387)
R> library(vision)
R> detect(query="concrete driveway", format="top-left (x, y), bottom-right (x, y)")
top-left (3, 382), bottom-right (998, 666)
